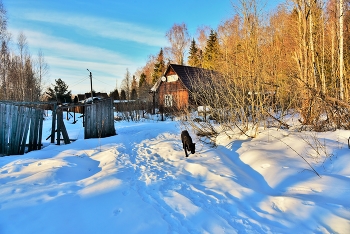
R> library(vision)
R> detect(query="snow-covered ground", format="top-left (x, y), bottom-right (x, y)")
top-left (0, 112), bottom-right (350, 233)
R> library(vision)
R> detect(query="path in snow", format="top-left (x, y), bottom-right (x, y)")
top-left (112, 122), bottom-right (350, 233)
top-left (1, 119), bottom-right (349, 233)
top-left (112, 123), bottom-right (285, 233)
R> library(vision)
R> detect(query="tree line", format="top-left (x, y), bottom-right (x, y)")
top-left (0, 1), bottom-right (49, 102)
top-left (129, 0), bottom-right (350, 131)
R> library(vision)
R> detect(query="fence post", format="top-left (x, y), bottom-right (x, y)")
top-left (51, 103), bottom-right (57, 144)
top-left (56, 107), bottom-right (61, 145)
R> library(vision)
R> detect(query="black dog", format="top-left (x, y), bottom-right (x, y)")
top-left (181, 130), bottom-right (195, 157)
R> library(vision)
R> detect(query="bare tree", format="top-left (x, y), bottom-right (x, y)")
top-left (34, 49), bottom-right (49, 100)
top-left (166, 23), bottom-right (190, 65)
top-left (121, 68), bottom-right (131, 100)
top-left (196, 25), bottom-right (211, 51)
top-left (0, 0), bottom-right (7, 40)
top-left (339, 0), bottom-right (345, 100)
top-left (17, 32), bottom-right (29, 100)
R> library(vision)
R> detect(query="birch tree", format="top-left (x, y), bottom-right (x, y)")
top-left (165, 23), bottom-right (190, 65)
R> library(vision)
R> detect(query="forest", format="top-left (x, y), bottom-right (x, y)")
top-left (0, 1), bottom-right (48, 103)
top-left (133, 0), bottom-right (350, 133)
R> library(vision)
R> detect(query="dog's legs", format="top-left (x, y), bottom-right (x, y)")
top-left (184, 144), bottom-right (188, 157)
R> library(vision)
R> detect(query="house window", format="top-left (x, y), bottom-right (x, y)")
top-left (164, 94), bottom-right (173, 107)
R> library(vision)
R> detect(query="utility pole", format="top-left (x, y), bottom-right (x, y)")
top-left (87, 69), bottom-right (93, 103)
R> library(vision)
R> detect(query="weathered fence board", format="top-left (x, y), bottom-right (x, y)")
top-left (56, 107), bottom-right (70, 145)
top-left (0, 102), bottom-right (44, 156)
top-left (84, 98), bottom-right (115, 139)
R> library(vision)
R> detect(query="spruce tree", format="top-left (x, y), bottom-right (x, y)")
top-left (188, 39), bottom-right (201, 67)
top-left (46, 78), bottom-right (72, 103)
top-left (152, 48), bottom-right (165, 84)
top-left (139, 73), bottom-right (146, 88)
top-left (131, 88), bottom-right (137, 100)
top-left (110, 88), bottom-right (120, 100)
top-left (203, 30), bottom-right (221, 70)
top-left (120, 90), bottom-right (126, 100)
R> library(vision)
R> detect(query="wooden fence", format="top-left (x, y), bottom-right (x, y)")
top-left (84, 98), bottom-right (116, 139)
top-left (0, 102), bottom-right (44, 156)
top-left (0, 99), bottom-right (116, 155)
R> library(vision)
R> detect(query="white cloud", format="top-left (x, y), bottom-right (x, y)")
top-left (21, 11), bottom-right (168, 47)
top-left (14, 29), bottom-right (129, 63)
top-left (7, 8), bottom-right (166, 94)
top-left (8, 29), bottom-right (140, 94)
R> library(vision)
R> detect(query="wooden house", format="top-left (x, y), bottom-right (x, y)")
top-left (151, 64), bottom-right (217, 111)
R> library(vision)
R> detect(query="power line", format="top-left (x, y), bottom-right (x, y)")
top-left (93, 76), bottom-right (114, 86)
top-left (70, 76), bottom-right (89, 87)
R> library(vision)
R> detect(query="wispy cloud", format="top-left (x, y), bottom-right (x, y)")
top-left (7, 8), bottom-right (166, 93)
top-left (9, 28), bottom-right (139, 93)
top-left (21, 11), bottom-right (168, 47)
top-left (15, 29), bottom-right (130, 63)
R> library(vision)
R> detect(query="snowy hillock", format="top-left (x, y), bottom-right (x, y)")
top-left (0, 114), bottom-right (349, 233)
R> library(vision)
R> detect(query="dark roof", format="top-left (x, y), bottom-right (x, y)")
top-left (95, 92), bottom-right (109, 98)
top-left (77, 94), bottom-right (85, 101)
top-left (167, 64), bottom-right (218, 91)
top-left (150, 64), bottom-right (220, 92)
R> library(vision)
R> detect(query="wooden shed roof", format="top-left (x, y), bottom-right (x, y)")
top-left (151, 64), bottom-right (218, 92)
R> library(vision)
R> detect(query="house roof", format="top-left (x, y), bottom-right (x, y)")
top-left (151, 64), bottom-right (218, 92)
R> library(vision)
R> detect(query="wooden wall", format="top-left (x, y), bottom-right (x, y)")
top-left (158, 80), bottom-right (189, 111)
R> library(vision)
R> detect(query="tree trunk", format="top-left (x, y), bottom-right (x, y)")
top-left (339, 0), bottom-right (344, 100)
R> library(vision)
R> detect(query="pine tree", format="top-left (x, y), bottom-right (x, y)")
top-left (152, 48), bottom-right (165, 84)
top-left (203, 30), bottom-right (221, 70)
top-left (131, 88), bottom-right (137, 100)
top-left (120, 90), bottom-right (126, 100)
top-left (110, 88), bottom-right (120, 100)
top-left (139, 73), bottom-right (146, 88)
top-left (46, 78), bottom-right (72, 103)
top-left (131, 75), bottom-right (138, 92)
top-left (188, 39), bottom-right (201, 67)
top-left (138, 73), bottom-right (151, 101)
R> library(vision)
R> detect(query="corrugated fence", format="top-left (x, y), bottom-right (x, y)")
top-left (0, 102), bottom-right (44, 156)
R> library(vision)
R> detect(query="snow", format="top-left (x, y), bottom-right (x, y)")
top-left (0, 112), bottom-right (350, 233)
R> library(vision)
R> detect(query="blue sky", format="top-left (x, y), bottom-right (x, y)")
top-left (4, 0), bottom-right (282, 94)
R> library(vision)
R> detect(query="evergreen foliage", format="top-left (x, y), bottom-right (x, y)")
top-left (110, 88), bottom-right (120, 100)
top-left (188, 39), bottom-right (201, 67)
top-left (46, 78), bottom-right (72, 103)
top-left (152, 48), bottom-right (165, 84)
top-left (131, 88), bottom-right (138, 100)
top-left (203, 30), bottom-right (221, 70)
top-left (120, 90), bottom-right (126, 100)
top-left (139, 73), bottom-right (146, 88)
